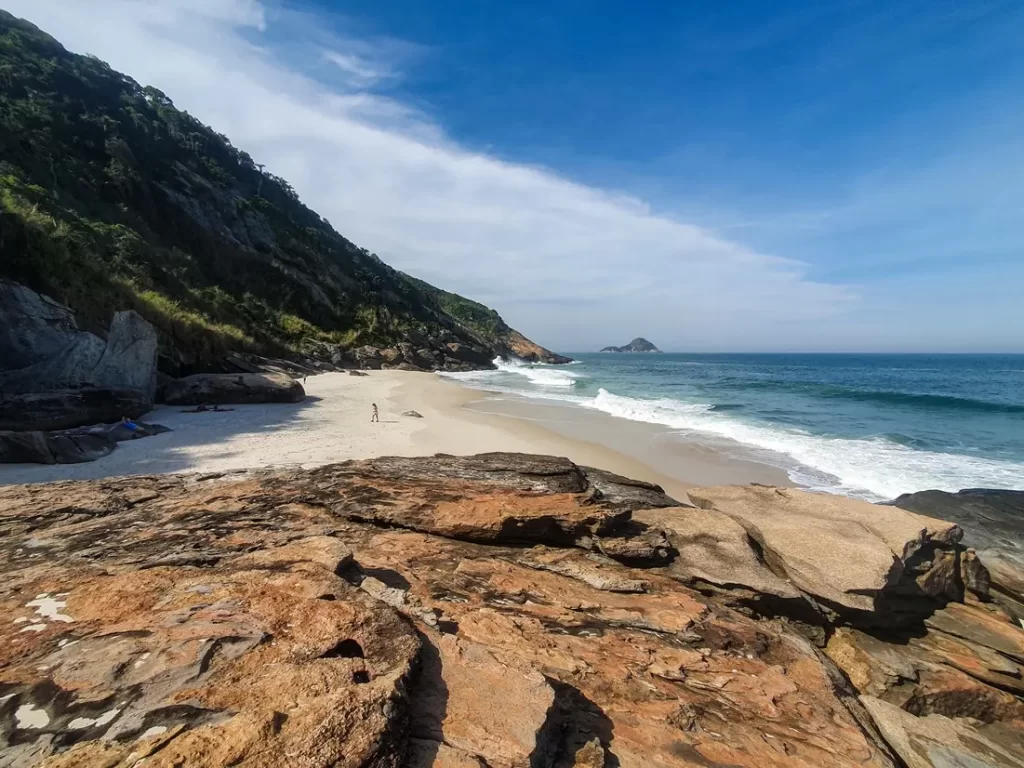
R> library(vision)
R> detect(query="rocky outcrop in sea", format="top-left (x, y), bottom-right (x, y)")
top-left (600, 337), bottom-right (661, 353)
top-left (2, 453), bottom-right (1021, 766)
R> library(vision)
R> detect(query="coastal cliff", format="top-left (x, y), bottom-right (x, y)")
top-left (2, 453), bottom-right (1022, 767)
top-left (600, 337), bottom-right (661, 353)
top-left (0, 11), bottom-right (565, 376)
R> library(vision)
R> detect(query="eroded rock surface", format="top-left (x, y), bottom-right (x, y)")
top-left (1, 454), bottom-right (1021, 767)
top-left (687, 485), bottom-right (969, 626)
top-left (889, 488), bottom-right (1024, 622)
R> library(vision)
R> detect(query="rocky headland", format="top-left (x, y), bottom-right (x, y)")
top-left (2, 454), bottom-right (1022, 767)
top-left (0, 12), bottom-right (568, 381)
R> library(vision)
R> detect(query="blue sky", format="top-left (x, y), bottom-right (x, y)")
top-left (9, 0), bottom-right (1024, 351)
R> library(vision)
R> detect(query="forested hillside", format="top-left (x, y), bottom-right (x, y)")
top-left (0, 10), bottom-right (566, 372)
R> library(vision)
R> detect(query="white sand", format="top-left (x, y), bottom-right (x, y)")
top-left (0, 371), bottom-right (788, 499)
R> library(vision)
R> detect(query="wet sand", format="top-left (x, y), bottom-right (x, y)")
top-left (0, 371), bottom-right (792, 498)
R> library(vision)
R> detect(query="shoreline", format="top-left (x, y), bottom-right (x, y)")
top-left (0, 371), bottom-right (792, 497)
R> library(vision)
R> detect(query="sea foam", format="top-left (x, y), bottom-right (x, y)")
top-left (442, 365), bottom-right (1024, 500)
top-left (491, 357), bottom-right (580, 387)
top-left (583, 388), bottom-right (1024, 500)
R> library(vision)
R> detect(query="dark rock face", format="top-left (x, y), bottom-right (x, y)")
top-left (0, 421), bottom-right (170, 465)
top-left (162, 372), bottom-right (305, 405)
top-left (0, 430), bottom-right (114, 465)
top-left (0, 280), bottom-right (158, 401)
top-left (0, 388), bottom-right (152, 431)
top-left (887, 489), bottom-right (1024, 622)
top-left (599, 337), bottom-right (661, 353)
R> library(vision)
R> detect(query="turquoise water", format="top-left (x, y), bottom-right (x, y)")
top-left (446, 353), bottom-right (1024, 500)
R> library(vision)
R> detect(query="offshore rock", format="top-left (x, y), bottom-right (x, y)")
top-left (599, 337), bottom-right (660, 354)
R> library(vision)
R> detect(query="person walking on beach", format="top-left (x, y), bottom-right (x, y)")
top-left (371, 403), bottom-right (379, 423)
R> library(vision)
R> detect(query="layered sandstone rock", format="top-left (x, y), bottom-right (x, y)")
top-left (0, 454), bottom-right (1021, 767)
top-left (686, 485), bottom-right (970, 626)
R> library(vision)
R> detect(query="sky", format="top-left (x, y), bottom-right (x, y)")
top-left (7, 0), bottom-right (1024, 352)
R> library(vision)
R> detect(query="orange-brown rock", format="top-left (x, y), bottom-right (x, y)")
top-left (686, 485), bottom-right (971, 626)
top-left (1, 454), bottom-right (1021, 766)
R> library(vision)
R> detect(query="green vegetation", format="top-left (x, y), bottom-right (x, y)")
top-left (406, 277), bottom-right (510, 341)
top-left (0, 11), bottom-right (533, 371)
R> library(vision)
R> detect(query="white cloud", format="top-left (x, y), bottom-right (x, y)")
top-left (6, 0), bottom-right (860, 351)
top-left (322, 49), bottom-right (390, 87)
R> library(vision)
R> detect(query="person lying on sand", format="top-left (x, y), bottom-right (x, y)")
top-left (179, 404), bottom-right (235, 413)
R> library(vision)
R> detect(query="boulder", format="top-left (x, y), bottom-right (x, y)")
top-left (0, 430), bottom-right (69, 465)
top-left (353, 345), bottom-right (384, 369)
top-left (0, 280), bottom-right (81, 369)
top-left (414, 348), bottom-right (439, 368)
top-left (888, 489), bottom-right (1024, 613)
top-left (0, 387), bottom-right (151, 431)
top-left (0, 281), bottom-right (158, 400)
top-left (383, 361), bottom-right (428, 372)
top-left (313, 454), bottom-right (639, 552)
top-left (583, 467), bottom-right (685, 509)
top-left (445, 342), bottom-right (495, 367)
top-left (396, 342), bottom-right (416, 359)
top-left (0, 421), bottom-right (171, 465)
top-left (162, 372), bottom-right (305, 405)
top-left (688, 486), bottom-right (967, 626)
top-left (441, 356), bottom-right (477, 372)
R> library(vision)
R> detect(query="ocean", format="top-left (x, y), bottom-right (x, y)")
top-left (445, 353), bottom-right (1024, 501)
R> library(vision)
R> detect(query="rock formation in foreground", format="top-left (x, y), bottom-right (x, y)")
top-left (1, 454), bottom-right (1022, 767)
top-left (600, 337), bottom-right (661, 353)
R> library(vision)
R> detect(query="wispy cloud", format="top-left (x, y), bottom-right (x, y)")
top-left (4, 0), bottom-right (867, 351)
top-left (322, 49), bottom-right (391, 87)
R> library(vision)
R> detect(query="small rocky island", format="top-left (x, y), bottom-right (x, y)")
top-left (600, 337), bottom-right (661, 353)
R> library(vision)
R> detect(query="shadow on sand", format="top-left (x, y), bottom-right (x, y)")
top-left (0, 395), bottom-right (322, 485)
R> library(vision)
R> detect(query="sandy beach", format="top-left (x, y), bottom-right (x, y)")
top-left (0, 371), bottom-right (791, 496)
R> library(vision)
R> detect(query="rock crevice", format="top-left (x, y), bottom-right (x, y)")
top-left (1, 454), bottom-right (1021, 767)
